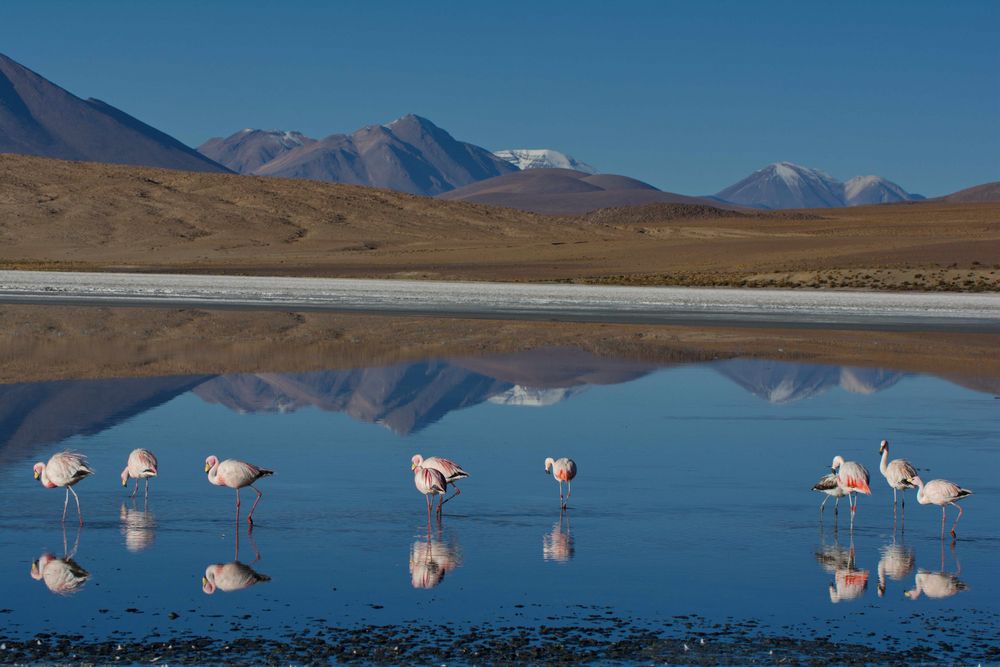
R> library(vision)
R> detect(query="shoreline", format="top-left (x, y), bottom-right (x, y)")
top-left (3, 271), bottom-right (1000, 332)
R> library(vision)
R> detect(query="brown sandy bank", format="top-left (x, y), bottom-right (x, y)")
top-left (1, 155), bottom-right (999, 291)
top-left (1, 305), bottom-right (997, 391)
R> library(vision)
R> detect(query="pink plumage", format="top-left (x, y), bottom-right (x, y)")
top-left (205, 455), bottom-right (274, 525)
top-left (33, 451), bottom-right (94, 524)
top-left (412, 454), bottom-right (468, 515)
top-left (413, 463), bottom-right (447, 520)
top-left (121, 448), bottom-right (158, 499)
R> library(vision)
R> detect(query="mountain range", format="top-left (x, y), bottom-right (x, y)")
top-left (713, 162), bottom-right (924, 209)
top-left (0, 53), bottom-right (227, 173)
top-left (199, 114), bottom-right (518, 196)
top-left (1, 52), bottom-right (994, 210)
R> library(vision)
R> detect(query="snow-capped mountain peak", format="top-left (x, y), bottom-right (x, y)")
top-left (716, 162), bottom-right (920, 209)
top-left (494, 149), bottom-right (597, 174)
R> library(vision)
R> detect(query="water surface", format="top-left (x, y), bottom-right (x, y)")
top-left (1, 352), bottom-right (998, 661)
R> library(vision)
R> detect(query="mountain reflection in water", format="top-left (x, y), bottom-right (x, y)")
top-left (1, 351), bottom-right (996, 467)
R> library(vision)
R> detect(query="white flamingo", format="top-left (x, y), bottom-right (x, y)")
top-left (411, 454), bottom-right (468, 513)
top-left (121, 448), bottom-right (158, 499)
top-left (202, 562), bottom-right (271, 594)
top-left (908, 476), bottom-right (973, 537)
top-left (877, 440), bottom-right (917, 512)
top-left (33, 451), bottom-right (94, 525)
top-left (830, 455), bottom-right (871, 516)
top-left (31, 553), bottom-right (90, 596)
top-left (544, 457), bottom-right (577, 510)
top-left (204, 456), bottom-right (274, 525)
top-left (413, 462), bottom-right (448, 520)
top-left (812, 472), bottom-right (847, 514)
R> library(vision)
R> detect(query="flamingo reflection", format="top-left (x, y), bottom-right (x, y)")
top-left (30, 526), bottom-right (89, 596)
top-left (119, 501), bottom-right (156, 552)
top-left (876, 541), bottom-right (915, 598)
top-left (815, 526), bottom-right (869, 603)
top-left (201, 525), bottom-right (270, 594)
top-left (409, 525), bottom-right (462, 589)
top-left (904, 540), bottom-right (968, 601)
top-left (542, 512), bottom-right (574, 563)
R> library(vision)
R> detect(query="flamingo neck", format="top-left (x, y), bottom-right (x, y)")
top-left (207, 462), bottom-right (221, 485)
top-left (879, 449), bottom-right (889, 475)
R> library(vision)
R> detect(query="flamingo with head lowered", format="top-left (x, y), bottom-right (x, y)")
top-left (908, 476), bottom-right (973, 538)
top-left (411, 454), bottom-right (468, 514)
top-left (33, 452), bottom-right (94, 525)
top-left (544, 457), bottom-right (577, 510)
top-left (204, 456), bottom-right (273, 525)
top-left (121, 448), bottom-right (158, 500)
top-left (413, 459), bottom-right (448, 520)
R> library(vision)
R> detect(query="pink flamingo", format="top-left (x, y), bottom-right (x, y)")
top-left (830, 455), bottom-right (870, 516)
top-left (411, 454), bottom-right (469, 513)
top-left (544, 457), bottom-right (577, 510)
top-left (908, 476), bottom-right (973, 538)
top-left (878, 440), bottom-right (917, 513)
top-left (413, 461), bottom-right (447, 519)
top-left (204, 456), bottom-right (273, 525)
top-left (121, 448), bottom-right (158, 499)
top-left (33, 451), bottom-right (94, 525)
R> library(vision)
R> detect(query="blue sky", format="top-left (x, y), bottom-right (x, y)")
top-left (1, 0), bottom-right (996, 195)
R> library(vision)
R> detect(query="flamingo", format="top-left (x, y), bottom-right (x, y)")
top-left (544, 457), bottom-right (577, 510)
top-left (204, 456), bottom-right (273, 525)
top-left (409, 533), bottom-right (462, 589)
top-left (121, 448), bottom-right (158, 500)
top-left (876, 542), bottom-right (915, 597)
top-left (202, 562), bottom-right (271, 594)
top-left (30, 553), bottom-right (90, 596)
top-left (908, 476), bottom-right (973, 537)
top-left (411, 454), bottom-right (468, 513)
top-left (877, 440), bottom-right (917, 513)
top-left (811, 472), bottom-right (847, 515)
top-left (830, 455), bottom-right (870, 516)
top-left (905, 539), bottom-right (967, 600)
top-left (33, 451), bottom-right (94, 525)
top-left (413, 461), bottom-right (448, 520)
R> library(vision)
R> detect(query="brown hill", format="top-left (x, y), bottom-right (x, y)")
top-left (437, 168), bottom-right (720, 214)
top-left (938, 181), bottom-right (1000, 203)
top-left (2, 153), bottom-right (999, 292)
top-left (0, 53), bottom-right (228, 173)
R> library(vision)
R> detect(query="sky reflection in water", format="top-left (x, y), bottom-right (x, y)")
top-left (1, 353), bottom-right (998, 649)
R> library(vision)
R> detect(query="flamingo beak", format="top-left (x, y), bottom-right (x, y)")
top-left (202, 576), bottom-right (209, 587)
top-left (33, 470), bottom-right (40, 479)
top-left (830, 467), bottom-right (836, 474)
top-left (31, 562), bottom-right (38, 576)
top-left (204, 463), bottom-right (210, 473)
top-left (122, 478), bottom-right (128, 487)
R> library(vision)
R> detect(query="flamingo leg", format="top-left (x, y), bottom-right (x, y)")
top-left (235, 488), bottom-right (242, 523)
top-left (247, 485), bottom-right (263, 525)
top-left (940, 505), bottom-right (946, 539)
top-left (68, 485), bottom-right (83, 525)
top-left (62, 488), bottom-right (70, 522)
top-left (567, 481), bottom-right (572, 506)
top-left (426, 494), bottom-right (432, 522)
top-left (440, 485), bottom-right (462, 506)
top-left (558, 480), bottom-right (565, 510)
top-left (129, 478), bottom-right (139, 499)
top-left (144, 478), bottom-right (150, 501)
top-left (820, 495), bottom-right (829, 512)
top-left (834, 496), bottom-right (839, 515)
top-left (950, 503), bottom-right (963, 537)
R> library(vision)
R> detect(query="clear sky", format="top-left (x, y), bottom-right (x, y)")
top-left (1, 0), bottom-right (996, 195)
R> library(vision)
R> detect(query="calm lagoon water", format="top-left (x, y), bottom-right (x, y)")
top-left (1, 352), bottom-right (998, 659)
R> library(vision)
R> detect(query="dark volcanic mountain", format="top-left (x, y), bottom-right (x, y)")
top-left (714, 162), bottom-right (921, 209)
top-left (437, 168), bottom-right (719, 214)
top-left (0, 53), bottom-right (228, 173)
top-left (249, 114), bottom-right (517, 195)
top-left (938, 181), bottom-right (1000, 203)
top-left (198, 129), bottom-right (315, 173)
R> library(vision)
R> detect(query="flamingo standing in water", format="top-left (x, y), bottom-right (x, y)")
top-left (413, 461), bottom-right (448, 520)
top-left (121, 448), bottom-right (158, 499)
top-left (908, 476), bottom-right (973, 538)
top-left (544, 457), bottom-right (577, 510)
top-left (411, 454), bottom-right (468, 513)
top-left (33, 452), bottom-right (94, 525)
top-left (831, 455), bottom-right (870, 516)
top-left (812, 472), bottom-right (848, 515)
top-left (877, 440), bottom-right (917, 514)
top-left (204, 456), bottom-right (273, 525)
